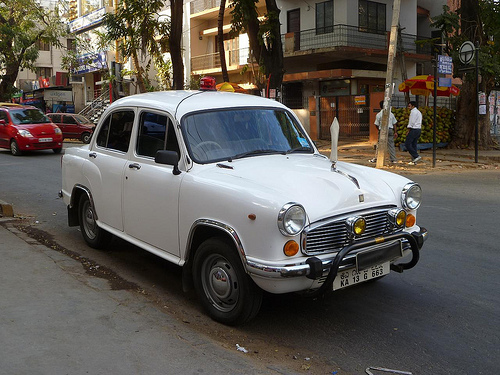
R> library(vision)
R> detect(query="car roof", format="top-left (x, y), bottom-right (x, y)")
top-left (105, 90), bottom-right (289, 121)
top-left (0, 103), bottom-right (35, 110)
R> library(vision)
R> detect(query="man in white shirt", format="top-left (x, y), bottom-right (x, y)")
top-left (369, 101), bottom-right (398, 164)
top-left (405, 101), bottom-right (422, 164)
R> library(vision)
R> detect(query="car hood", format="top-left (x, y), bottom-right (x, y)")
top-left (192, 154), bottom-right (410, 222)
top-left (15, 123), bottom-right (59, 136)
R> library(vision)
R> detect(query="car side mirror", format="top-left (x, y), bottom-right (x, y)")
top-left (0, 119), bottom-right (6, 126)
top-left (155, 150), bottom-right (181, 175)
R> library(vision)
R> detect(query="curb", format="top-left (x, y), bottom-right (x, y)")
top-left (0, 199), bottom-right (14, 217)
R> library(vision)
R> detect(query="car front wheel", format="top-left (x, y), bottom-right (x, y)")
top-left (53, 148), bottom-right (62, 154)
top-left (78, 194), bottom-right (112, 249)
top-left (193, 237), bottom-right (262, 325)
top-left (10, 140), bottom-right (22, 156)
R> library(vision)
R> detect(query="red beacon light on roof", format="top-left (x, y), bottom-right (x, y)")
top-left (199, 76), bottom-right (216, 91)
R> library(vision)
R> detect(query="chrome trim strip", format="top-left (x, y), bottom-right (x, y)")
top-left (331, 164), bottom-right (360, 189)
top-left (186, 218), bottom-right (247, 265)
top-left (71, 184), bottom-right (96, 219)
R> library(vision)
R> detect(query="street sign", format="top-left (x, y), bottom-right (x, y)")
top-left (438, 55), bottom-right (453, 74)
top-left (459, 41), bottom-right (475, 65)
top-left (439, 77), bottom-right (452, 87)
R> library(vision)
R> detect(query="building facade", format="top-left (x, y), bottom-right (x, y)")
top-left (185, 0), bottom-right (447, 140)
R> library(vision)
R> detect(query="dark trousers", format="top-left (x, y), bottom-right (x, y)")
top-left (405, 128), bottom-right (421, 159)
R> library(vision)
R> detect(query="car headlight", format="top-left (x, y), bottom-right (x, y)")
top-left (18, 129), bottom-right (34, 137)
top-left (278, 203), bottom-right (306, 236)
top-left (402, 182), bottom-right (422, 210)
top-left (54, 127), bottom-right (62, 134)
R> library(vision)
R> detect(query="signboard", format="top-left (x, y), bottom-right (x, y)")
top-left (439, 78), bottom-right (452, 88)
top-left (438, 55), bottom-right (453, 74)
top-left (459, 41), bottom-right (475, 65)
top-left (479, 92), bottom-right (486, 105)
top-left (43, 90), bottom-right (73, 102)
top-left (69, 8), bottom-right (106, 33)
top-left (72, 52), bottom-right (108, 75)
top-left (354, 95), bottom-right (366, 105)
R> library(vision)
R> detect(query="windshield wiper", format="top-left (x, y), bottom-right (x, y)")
top-left (229, 149), bottom-right (286, 161)
top-left (286, 146), bottom-right (312, 154)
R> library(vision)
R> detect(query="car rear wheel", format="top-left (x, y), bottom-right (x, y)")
top-left (81, 132), bottom-right (91, 144)
top-left (10, 140), bottom-right (22, 156)
top-left (193, 237), bottom-right (262, 325)
top-left (53, 148), bottom-right (62, 154)
top-left (78, 194), bottom-right (112, 249)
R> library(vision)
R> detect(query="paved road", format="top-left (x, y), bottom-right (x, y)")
top-left (1, 145), bottom-right (499, 374)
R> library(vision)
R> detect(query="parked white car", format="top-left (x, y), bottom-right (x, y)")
top-left (61, 85), bottom-right (428, 325)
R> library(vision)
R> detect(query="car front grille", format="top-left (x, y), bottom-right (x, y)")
top-left (302, 207), bottom-right (396, 255)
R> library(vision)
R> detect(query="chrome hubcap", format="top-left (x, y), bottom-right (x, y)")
top-left (202, 255), bottom-right (239, 312)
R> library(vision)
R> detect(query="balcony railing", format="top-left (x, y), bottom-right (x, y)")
top-left (282, 24), bottom-right (432, 55)
top-left (191, 47), bottom-right (252, 72)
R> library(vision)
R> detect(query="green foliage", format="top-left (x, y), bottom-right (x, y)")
top-left (0, 0), bottom-right (67, 99)
top-left (230, 0), bottom-right (259, 35)
top-left (431, 1), bottom-right (500, 85)
top-left (185, 74), bottom-right (200, 90)
top-left (103, 0), bottom-right (170, 91)
top-left (155, 58), bottom-right (172, 90)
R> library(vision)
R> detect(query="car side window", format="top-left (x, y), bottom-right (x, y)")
top-left (95, 110), bottom-right (134, 153)
top-left (64, 115), bottom-right (77, 124)
top-left (0, 110), bottom-right (8, 122)
top-left (50, 114), bottom-right (61, 123)
top-left (136, 111), bottom-right (179, 158)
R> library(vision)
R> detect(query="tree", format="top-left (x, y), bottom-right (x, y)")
top-left (230, 0), bottom-right (283, 94)
top-left (103, 0), bottom-right (170, 94)
top-left (432, 1), bottom-right (500, 148)
top-left (0, 0), bottom-right (67, 100)
top-left (218, 0), bottom-right (230, 83)
top-left (170, 0), bottom-right (184, 90)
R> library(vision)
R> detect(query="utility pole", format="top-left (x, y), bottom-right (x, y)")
top-left (376, 0), bottom-right (401, 169)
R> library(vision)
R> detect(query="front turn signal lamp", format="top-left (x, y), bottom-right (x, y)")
top-left (406, 213), bottom-right (416, 228)
top-left (346, 216), bottom-right (366, 237)
top-left (283, 240), bottom-right (299, 257)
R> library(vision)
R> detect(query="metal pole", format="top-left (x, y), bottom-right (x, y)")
top-left (475, 42), bottom-right (479, 163)
top-left (433, 54), bottom-right (437, 168)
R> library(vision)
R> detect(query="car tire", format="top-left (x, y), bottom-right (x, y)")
top-left (193, 237), bottom-right (262, 325)
top-left (78, 194), bottom-right (112, 249)
top-left (10, 140), bottom-right (22, 156)
top-left (81, 132), bottom-right (91, 144)
top-left (53, 148), bottom-right (62, 154)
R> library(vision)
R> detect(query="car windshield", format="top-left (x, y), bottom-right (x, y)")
top-left (182, 108), bottom-right (313, 163)
top-left (10, 108), bottom-right (50, 125)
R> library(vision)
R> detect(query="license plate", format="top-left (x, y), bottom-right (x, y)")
top-left (332, 263), bottom-right (390, 290)
top-left (39, 137), bottom-right (53, 142)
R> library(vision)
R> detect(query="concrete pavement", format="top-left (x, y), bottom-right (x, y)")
top-left (0, 220), bottom-right (294, 375)
top-left (317, 139), bottom-right (500, 172)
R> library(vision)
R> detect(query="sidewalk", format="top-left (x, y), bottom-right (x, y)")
top-left (317, 139), bottom-right (500, 173)
top-left (0, 221), bottom-right (295, 375)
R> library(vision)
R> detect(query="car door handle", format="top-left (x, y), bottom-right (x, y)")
top-left (89, 152), bottom-right (97, 158)
top-left (128, 163), bottom-right (141, 170)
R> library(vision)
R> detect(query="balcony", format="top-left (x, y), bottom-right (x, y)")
top-left (191, 48), bottom-right (253, 74)
top-left (282, 24), bottom-right (432, 58)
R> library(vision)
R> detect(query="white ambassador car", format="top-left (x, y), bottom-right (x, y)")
top-left (61, 82), bottom-right (428, 325)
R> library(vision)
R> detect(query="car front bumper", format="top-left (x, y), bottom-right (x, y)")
top-left (246, 228), bottom-right (428, 289)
